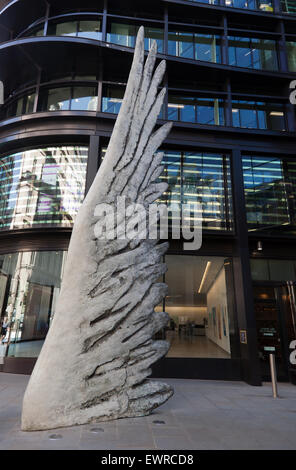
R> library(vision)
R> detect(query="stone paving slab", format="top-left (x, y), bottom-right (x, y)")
top-left (0, 373), bottom-right (295, 450)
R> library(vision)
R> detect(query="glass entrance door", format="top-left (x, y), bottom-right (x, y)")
top-left (254, 283), bottom-right (296, 381)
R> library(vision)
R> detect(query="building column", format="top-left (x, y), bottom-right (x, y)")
top-left (231, 149), bottom-right (262, 386)
top-left (85, 135), bottom-right (100, 195)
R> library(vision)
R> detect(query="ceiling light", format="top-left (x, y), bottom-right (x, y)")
top-left (168, 104), bottom-right (185, 109)
top-left (198, 261), bottom-right (211, 294)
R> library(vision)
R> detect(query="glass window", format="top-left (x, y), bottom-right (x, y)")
top-left (0, 146), bottom-right (88, 231)
top-left (71, 87), bottom-right (98, 111)
top-left (159, 151), bottom-right (233, 231)
top-left (38, 86), bottom-right (98, 112)
top-left (46, 87), bottom-right (72, 111)
top-left (281, 0), bottom-right (296, 13)
top-left (232, 101), bottom-right (286, 131)
top-left (251, 259), bottom-right (296, 281)
top-left (168, 95), bottom-right (225, 126)
top-left (47, 19), bottom-right (102, 40)
top-left (226, 0), bottom-right (273, 11)
top-left (6, 93), bottom-right (36, 119)
top-left (107, 23), bottom-right (164, 52)
top-left (243, 155), bottom-right (296, 234)
top-left (163, 255), bottom-right (234, 359)
top-left (102, 85), bottom-right (125, 114)
top-left (228, 36), bottom-right (278, 71)
top-left (168, 31), bottom-right (195, 59)
top-left (49, 21), bottom-right (78, 37)
top-left (168, 30), bottom-right (221, 63)
top-left (195, 34), bottom-right (221, 63)
top-left (77, 20), bottom-right (102, 40)
top-left (0, 251), bottom-right (67, 358)
top-left (286, 42), bottom-right (296, 72)
top-left (189, 0), bottom-right (273, 10)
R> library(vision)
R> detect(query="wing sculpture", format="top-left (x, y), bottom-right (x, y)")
top-left (21, 27), bottom-right (174, 431)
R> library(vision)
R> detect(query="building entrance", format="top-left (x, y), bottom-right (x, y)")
top-left (254, 283), bottom-right (296, 383)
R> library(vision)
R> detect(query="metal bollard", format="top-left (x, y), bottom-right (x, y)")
top-left (269, 353), bottom-right (279, 398)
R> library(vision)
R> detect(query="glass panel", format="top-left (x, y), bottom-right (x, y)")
top-left (164, 255), bottom-right (233, 359)
top-left (281, 0), bottom-right (296, 13)
top-left (0, 251), bottom-right (67, 358)
top-left (168, 30), bottom-right (221, 63)
top-left (24, 94), bottom-right (36, 114)
top-left (144, 27), bottom-right (164, 53)
top-left (243, 155), bottom-right (296, 234)
top-left (107, 23), bottom-right (164, 52)
top-left (168, 31), bottom-right (195, 59)
top-left (269, 260), bottom-right (296, 281)
top-left (48, 21), bottom-right (78, 37)
top-left (232, 101), bottom-right (286, 131)
top-left (46, 87), bottom-right (72, 111)
top-left (107, 22), bottom-right (136, 47)
top-left (185, 152), bottom-right (232, 230)
top-left (251, 259), bottom-right (296, 281)
top-left (158, 151), bottom-right (182, 229)
top-left (102, 85), bottom-right (125, 114)
top-left (195, 34), bottom-right (221, 63)
top-left (188, 0), bottom-right (273, 11)
top-left (228, 36), bottom-right (278, 71)
top-left (250, 259), bottom-right (270, 280)
top-left (159, 151), bottom-right (233, 231)
top-left (77, 20), bottom-right (102, 40)
top-left (165, 95), bottom-right (225, 125)
top-left (71, 86), bottom-right (98, 111)
top-left (286, 42), bottom-right (296, 72)
top-left (0, 146), bottom-right (88, 231)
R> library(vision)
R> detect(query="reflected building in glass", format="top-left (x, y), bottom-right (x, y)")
top-left (0, 0), bottom-right (296, 385)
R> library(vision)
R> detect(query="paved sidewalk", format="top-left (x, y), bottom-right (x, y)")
top-left (0, 373), bottom-right (295, 450)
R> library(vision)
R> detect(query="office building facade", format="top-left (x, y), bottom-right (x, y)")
top-left (0, 0), bottom-right (296, 385)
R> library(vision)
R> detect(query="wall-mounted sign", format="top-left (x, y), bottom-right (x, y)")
top-left (240, 329), bottom-right (247, 344)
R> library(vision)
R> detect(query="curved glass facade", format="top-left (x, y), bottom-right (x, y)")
top-left (0, 146), bottom-right (88, 231)
top-left (0, 250), bottom-right (67, 358)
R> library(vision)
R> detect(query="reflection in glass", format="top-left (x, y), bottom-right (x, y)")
top-left (5, 93), bottom-right (36, 119)
top-left (243, 155), bottom-right (296, 233)
top-left (281, 0), bottom-right (296, 13)
top-left (39, 86), bottom-right (98, 112)
top-left (168, 95), bottom-right (225, 125)
top-left (0, 146), bottom-right (88, 231)
top-left (286, 42), bottom-right (296, 72)
top-left (168, 30), bottom-right (221, 63)
top-left (107, 23), bottom-right (164, 52)
top-left (164, 255), bottom-right (232, 359)
top-left (48, 19), bottom-right (102, 40)
top-left (102, 85), bottom-right (125, 114)
top-left (232, 101), bottom-right (286, 130)
top-left (159, 151), bottom-right (233, 231)
top-left (100, 147), bottom-right (233, 231)
top-left (226, 0), bottom-right (273, 11)
top-left (0, 251), bottom-right (67, 358)
top-left (228, 36), bottom-right (278, 71)
top-left (251, 259), bottom-right (296, 281)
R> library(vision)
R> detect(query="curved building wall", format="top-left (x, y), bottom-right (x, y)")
top-left (0, 0), bottom-right (296, 383)
top-left (0, 146), bottom-right (88, 231)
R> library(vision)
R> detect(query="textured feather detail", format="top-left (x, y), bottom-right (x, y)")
top-left (21, 27), bottom-right (173, 431)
